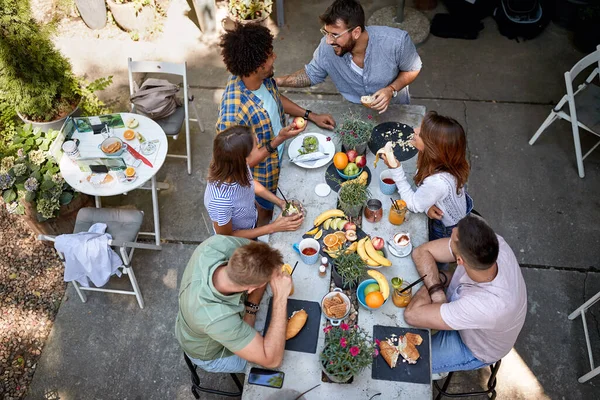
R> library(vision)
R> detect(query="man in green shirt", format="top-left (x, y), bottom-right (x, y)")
top-left (175, 235), bottom-right (291, 373)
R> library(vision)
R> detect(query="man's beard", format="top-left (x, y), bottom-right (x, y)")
top-left (332, 38), bottom-right (355, 57)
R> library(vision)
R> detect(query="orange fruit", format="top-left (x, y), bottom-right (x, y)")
top-left (334, 231), bottom-right (346, 243)
top-left (365, 291), bottom-right (385, 308)
top-left (125, 167), bottom-right (136, 177)
top-left (281, 263), bottom-right (293, 275)
top-left (123, 129), bottom-right (136, 140)
top-left (333, 152), bottom-right (349, 170)
top-left (323, 234), bottom-right (339, 248)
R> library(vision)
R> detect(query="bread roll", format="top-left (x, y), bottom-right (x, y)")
top-left (286, 309), bottom-right (308, 340)
top-left (380, 340), bottom-right (400, 368)
top-left (361, 95), bottom-right (374, 108)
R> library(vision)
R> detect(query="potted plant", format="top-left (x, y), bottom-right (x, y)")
top-left (332, 252), bottom-right (366, 290)
top-left (335, 112), bottom-right (375, 155)
top-left (338, 181), bottom-right (369, 218)
top-left (228, 0), bottom-right (273, 24)
top-left (320, 323), bottom-right (377, 383)
top-left (0, 124), bottom-right (92, 236)
top-left (106, 0), bottom-right (156, 33)
top-left (0, 0), bottom-right (112, 131)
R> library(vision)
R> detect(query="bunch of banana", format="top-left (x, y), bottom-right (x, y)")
top-left (313, 209), bottom-right (346, 227)
top-left (304, 226), bottom-right (324, 239)
top-left (340, 170), bottom-right (369, 187)
top-left (367, 269), bottom-right (390, 300)
top-left (357, 237), bottom-right (392, 267)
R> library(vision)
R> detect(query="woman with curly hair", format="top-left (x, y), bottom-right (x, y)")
top-left (205, 125), bottom-right (303, 239)
top-left (382, 111), bottom-right (473, 240)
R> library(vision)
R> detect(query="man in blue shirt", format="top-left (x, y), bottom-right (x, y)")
top-left (275, 0), bottom-right (422, 114)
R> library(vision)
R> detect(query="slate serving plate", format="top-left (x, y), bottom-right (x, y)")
top-left (263, 298), bottom-right (322, 354)
top-left (371, 325), bottom-right (431, 384)
top-left (368, 122), bottom-right (418, 162)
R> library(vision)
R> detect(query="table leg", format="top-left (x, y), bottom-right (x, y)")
top-left (191, 0), bottom-right (217, 35)
top-left (151, 175), bottom-right (161, 246)
top-left (95, 196), bottom-right (102, 208)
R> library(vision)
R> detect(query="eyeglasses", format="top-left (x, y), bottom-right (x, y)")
top-left (319, 26), bottom-right (354, 40)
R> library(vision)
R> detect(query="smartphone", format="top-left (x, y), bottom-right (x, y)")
top-left (248, 368), bottom-right (284, 389)
top-left (89, 165), bottom-right (109, 173)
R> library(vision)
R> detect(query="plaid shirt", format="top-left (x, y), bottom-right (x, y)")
top-left (216, 76), bottom-right (285, 193)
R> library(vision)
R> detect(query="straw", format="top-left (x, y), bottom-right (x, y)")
top-left (290, 261), bottom-right (299, 276)
top-left (399, 275), bottom-right (427, 293)
top-left (390, 198), bottom-right (399, 211)
top-left (277, 187), bottom-right (289, 204)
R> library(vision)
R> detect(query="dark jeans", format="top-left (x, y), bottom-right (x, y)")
top-left (428, 192), bottom-right (474, 242)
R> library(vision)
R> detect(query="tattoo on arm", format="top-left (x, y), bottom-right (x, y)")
top-left (277, 69), bottom-right (312, 88)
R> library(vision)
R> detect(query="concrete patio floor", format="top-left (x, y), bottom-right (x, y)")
top-left (28, 0), bottom-right (600, 399)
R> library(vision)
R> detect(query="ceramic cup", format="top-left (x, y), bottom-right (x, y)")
top-left (379, 170), bottom-right (396, 195)
top-left (295, 238), bottom-right (321, 265)
top-left (390, 232), bottom-right (411, 253)
top-left (62, 140), bottom-right (80, 159)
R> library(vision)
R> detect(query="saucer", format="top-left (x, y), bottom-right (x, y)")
top-left (387, 241), bottom-right (412, 258)
top-left (315, 183), bottom-right (331, 197)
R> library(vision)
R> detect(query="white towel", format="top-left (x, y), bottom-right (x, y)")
top-left (55, 223), bottom-right (123, 287)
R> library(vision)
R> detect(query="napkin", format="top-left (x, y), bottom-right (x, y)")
top-left (290, 152), bottom-right (329, 164)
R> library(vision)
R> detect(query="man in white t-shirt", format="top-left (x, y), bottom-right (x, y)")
top-left (404, 215), bottom-right (527, 373)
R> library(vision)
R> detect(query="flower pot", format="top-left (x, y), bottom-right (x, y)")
top-left (332, 266), bottom-right (357, 290)
top-left (342, 142), bottom-right (368, 155)
top-left (228, 11), bottom-right (270, 25)
top-left (75, 0), bottom-right (107, 30)
top-left (338, 200), bottom-right (363, 219)
top-left (21, 194), bottom-right (94, 240)
top-left (17, 102), bottom-right (82, 133)
top-left (320, 360), bottom-right (353, 383)
top-left (106, 0), bottom-right (155, 32)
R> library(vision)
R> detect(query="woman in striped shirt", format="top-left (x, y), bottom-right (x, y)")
top-left (204, 125), bottom-right (303, 239)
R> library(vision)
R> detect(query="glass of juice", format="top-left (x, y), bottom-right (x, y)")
top-left (281, 264), bottom-right (294, 296)
top-left (392, 281), bottom-right (412, 308)
top-left (388, 199), bottom-right (407, 225)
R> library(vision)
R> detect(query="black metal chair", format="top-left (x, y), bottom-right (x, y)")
top-left (434, 360), bottom-right (502, 400)
top-left (183, 353), bottom-right (244, 398)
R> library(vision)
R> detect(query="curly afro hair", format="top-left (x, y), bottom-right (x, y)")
top-left (219, 23), bottom-right (274, 77)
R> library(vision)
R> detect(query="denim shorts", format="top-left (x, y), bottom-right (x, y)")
top-left (255, 191), bottom-right (276, 211)
top-left (186, 353), bottom-right (247, 374)
top-left (428, 192), bottom-right (474, 241)
top-left (431, 330), bottom-right (490, 373)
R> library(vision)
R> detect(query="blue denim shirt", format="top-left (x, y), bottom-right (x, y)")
top-left (304, 26), bottom-right (422, 104)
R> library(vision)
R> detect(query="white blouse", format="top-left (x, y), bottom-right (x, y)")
top-left (390, 166), bottom-right (468, 227)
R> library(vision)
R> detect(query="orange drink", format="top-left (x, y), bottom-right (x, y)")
top-left (281, 264), bottom-right (294, 296)
top-left (392, 282), bottom-right (412, 308)
top-left (388, 199), bottom-right (407, 225)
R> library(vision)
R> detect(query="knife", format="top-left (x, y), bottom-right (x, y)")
top-left (125, 144), bottom-right (153, 167)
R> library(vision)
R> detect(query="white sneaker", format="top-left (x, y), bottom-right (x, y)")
top-left (431, 371), bottom-right (449, 381)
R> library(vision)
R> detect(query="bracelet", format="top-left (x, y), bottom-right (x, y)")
top-left (245, 309), bottom-right (257, 315)
top-left (303, 109), bottom-right (312, 120)
top-left (428, 284), bottom-right (445, 296)
top-left (244, 301), bottom-right (259, 311)
top-left (265, 140), bottom-right (277, 154)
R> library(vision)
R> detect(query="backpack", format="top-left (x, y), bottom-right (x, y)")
top-left (494, 0), bottom-right (548, 41)
top-left (129, 78), bottom-right (181, 120)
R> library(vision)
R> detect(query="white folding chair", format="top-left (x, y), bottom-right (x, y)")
top-left (127, 58), bottom-right (204, 175)
top-left (38, 207), bottom-right (160, 309)
top-left (529, 45), bottom-right (600, 178)
top-left (569, 290), bottom-right (600, 383)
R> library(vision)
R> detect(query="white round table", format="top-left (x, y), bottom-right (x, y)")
top-left (59, 113), bottom-right (168, 246)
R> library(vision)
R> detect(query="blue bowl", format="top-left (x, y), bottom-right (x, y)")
top-left (357, 278), bottom-right (388, 310)
top-left (336, 167), bottom-right (363, 180)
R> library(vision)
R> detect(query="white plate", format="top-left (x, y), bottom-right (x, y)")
top-left (315, 183), bottom-right (331, 197)
top-left (387, 241), bottom-right (412, 258)
top-left (287, 132), bottom-right (335, 169)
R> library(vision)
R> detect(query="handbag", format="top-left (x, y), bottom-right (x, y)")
top-left (129, 78), bottom-right (181, 120)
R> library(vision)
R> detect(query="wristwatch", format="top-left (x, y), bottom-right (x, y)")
top-left (303, 109), bottom-right (312, 120)
top-left (265, 140), bottom-right (277, 154)
top-left (388, 85), bottom-right (398, 98)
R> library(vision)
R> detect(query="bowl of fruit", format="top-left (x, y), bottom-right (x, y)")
top-left (357, 278), bottom-right (388, 310)
top-left (334, 150), bottom-right (367, 180)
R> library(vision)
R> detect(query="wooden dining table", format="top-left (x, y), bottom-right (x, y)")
top-left (242, 102), bottom-right (432, 399)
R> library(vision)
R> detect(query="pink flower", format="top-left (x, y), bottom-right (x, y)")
top-left (350, 346), bottom-right (360, 357)
top-left (367, 115), bottom-right (373, 120)
top-left (330, 361), bottom-right (334, 364)
top-left (340, 323), bottom-right (349, 331)
top-left (340, 337), bottom-right (347, 348)
top-left (324, 326), bottom-right (332, 334)
top-left (375, 338), bottom-right (381, 346)
top-left (353, 133), bottom-right (357, 137)
top-left (326, 136), bottom-right (331, 141)
top-left (373, 349), bottom-right (379, 357)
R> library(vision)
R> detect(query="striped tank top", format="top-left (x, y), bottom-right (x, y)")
top-left (204, 171), bottom-right (257, 232)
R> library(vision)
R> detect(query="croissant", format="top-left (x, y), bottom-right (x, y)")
top-left (398, 336), bottom-right (420, 364)
top-left (286, 309), bottom-right (308, 340)
top-left (374, 141), bottom-right (398, 168)
top-left (379, 340), bottom-right (400, 368)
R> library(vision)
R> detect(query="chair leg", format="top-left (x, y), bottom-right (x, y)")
top-left (183, 353), bottom-right (244, 397)
top-left (230, 373), bottom-right (244, 391)
top-left (529, 111), bottom-right (558, 145)
top-left (570, 119), bottom-right (586, 178)
top-left (185, 118), bottom-right (192, 175)
top-left (72, 281), bottom-right (87, 303)
top-left (125, 266), bottom-right (144, 309)
top-left (434, 372), bottom-right (454, 400)
top-left (190, 99), bottom-right (204, 132)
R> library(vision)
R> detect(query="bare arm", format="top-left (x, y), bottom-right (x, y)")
top-left (243, 284), bottom-right (267, 327)
top-left (213, 212), bottom-right (304, 239)
top-left (234, 272), bottom-right (292, 368)
top-left (411, 238), bottom-right (456, 303)
top-left (404, 285), bottom-right (453, 330)
top-left (280, 95), bottom-right (336, 130)
top-left (370, 70), bottom-right (421, 113)
top-left (275, 69), bottom-right (312, 88)
top-left (254, 181), bottom-right (286, 209)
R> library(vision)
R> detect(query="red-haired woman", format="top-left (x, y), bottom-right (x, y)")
top-left (204, 125), bottom-right (303, 239)
top-left (382, 111), bottom-right (473, 240)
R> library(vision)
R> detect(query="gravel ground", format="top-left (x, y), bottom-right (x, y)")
top-left (0, 207), bottom-right (66, 400)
